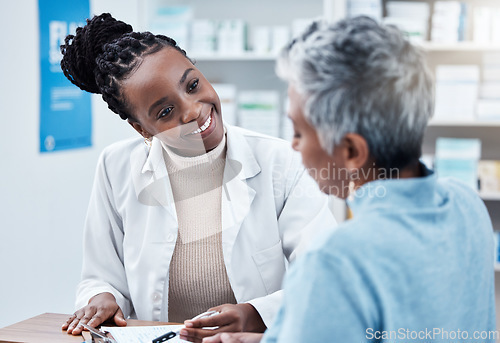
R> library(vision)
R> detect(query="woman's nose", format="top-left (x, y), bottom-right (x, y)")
top-left (181, 102), bottom-right (202, 124)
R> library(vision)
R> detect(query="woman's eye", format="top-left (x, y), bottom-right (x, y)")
top-left (188, 79), bottom-right (199, 92)
top-left (158, 107), bottom-right (173, 119)
top-left (293, 132), bottom-right (301, 139)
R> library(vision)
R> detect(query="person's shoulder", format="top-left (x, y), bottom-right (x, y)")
top-left (99, 136), bottom-right (144, 164)
top-left (291, 220), bottom-right (378, 288)
top-left (306, 219), bottom-right (368, 259)
top-left (102, 136), bottom-right (143, 153)
top-left (437, 176), bottom-right (492, 229)
top-left (228, 125), bottom-right (292, 151)
top-left (227, 125), bottom-right (305, 180)
top-left (437, 176), bottom-right (483, 205)
top-left (228, 125), bottom-right (300, 168)
top-left (309, 213), bottom-right (404, 269)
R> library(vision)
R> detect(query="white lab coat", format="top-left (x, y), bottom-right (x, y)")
top-left (75, 125), bottom-right (336, 327)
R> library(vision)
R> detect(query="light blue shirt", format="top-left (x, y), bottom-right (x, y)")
top-left (262, 168), bottom-right (496, 342)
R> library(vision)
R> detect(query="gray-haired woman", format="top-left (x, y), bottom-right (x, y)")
top-left (202, 16), bottom-right (495, 343)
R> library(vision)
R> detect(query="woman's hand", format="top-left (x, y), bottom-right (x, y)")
top-left (202, 333), bottom-right (263, 343)
top-left (179, 303), bottom-right (266, 342)
top-left (62, 292), bottom-right (127, 335)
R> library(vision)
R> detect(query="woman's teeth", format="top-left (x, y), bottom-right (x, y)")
top-left (189, 114), bottom-right (212, 135)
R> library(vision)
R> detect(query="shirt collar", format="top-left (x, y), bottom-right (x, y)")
top-left (346, 164), bottom-right (441, 217)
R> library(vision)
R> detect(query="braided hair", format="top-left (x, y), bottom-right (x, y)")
top-left (60, 13), bottom-right (189, 120)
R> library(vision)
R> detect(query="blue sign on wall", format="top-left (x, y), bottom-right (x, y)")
top-left (38, 0), bottom-right (91, 153)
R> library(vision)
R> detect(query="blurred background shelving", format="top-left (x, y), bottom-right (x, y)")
top-left (191, 53), bottom-right (278, 61)
top-left (429, 120), bottom-right (500, 126)
top-left (420, 42), bottom-right (500, 51)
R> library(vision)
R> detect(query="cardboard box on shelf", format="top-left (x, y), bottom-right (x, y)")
top-left (434, 137), bottom-right (481, 191)
top-left (434, 65), bottom-right (479, 121)
top-left (238, 91), bottom-right (280, 137)
top-left (478, 160), bottom-right (500, 194)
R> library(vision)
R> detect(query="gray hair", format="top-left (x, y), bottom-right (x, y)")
top-left (276, 16), bottom-right (434, 171)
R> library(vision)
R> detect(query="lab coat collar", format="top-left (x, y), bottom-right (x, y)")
top-left (140, 124), bottom-right (261, 181)
top-left (130, 139), bottom-right (174, 208)
top-left (133, 124), bottom-right (261, 208)
top-left (224, 124), bottom-right (261, 180)
top-left (141, 136), bottom-right (166, 175)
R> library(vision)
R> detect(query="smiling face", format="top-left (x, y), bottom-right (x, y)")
top-left (121, 47), bottom-right (224, 156)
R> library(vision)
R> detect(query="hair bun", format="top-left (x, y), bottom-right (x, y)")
top-left (60, 13), bottom-right (133, 94)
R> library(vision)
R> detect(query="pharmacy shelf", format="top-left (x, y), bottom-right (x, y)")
top-left (428, 120), bottom-right (500, 127)
top-left (190, 43), bottom-right (500, 61)
top-left (480, 192), bottom-right (500, 201)
top-left (191, 53), bottom-right (278, 62)
top-left (418, 42), bottom-right (500, 52)
top-left (191, 43), bottom-right (500, 60)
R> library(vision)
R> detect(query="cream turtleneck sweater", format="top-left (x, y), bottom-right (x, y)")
top-left (161, 134), bottom-right (237, 322)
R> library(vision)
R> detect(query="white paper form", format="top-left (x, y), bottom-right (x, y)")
top-left (102, 325), bottom-right (186, 343)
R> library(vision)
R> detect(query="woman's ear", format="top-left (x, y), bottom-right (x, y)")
top-left (127, 119), bottom-right (152, 139)
top-left (341, 133), bottom-right (370, 172)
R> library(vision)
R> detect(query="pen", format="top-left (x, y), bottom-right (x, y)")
top-left (80, 323), bottom-right (116, 343)
top-left (152, 310), bottom-right (220, 343)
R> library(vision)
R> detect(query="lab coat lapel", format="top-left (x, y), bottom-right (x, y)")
top-left (130, 127), bottom-right (260, 243)
top-left (130, 138), bottom-right (176, 212)
top-left (222, 126), bottom-right (260, 257)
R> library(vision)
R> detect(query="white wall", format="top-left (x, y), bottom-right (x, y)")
top-left (0, 0), bottom-right (139, 328)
